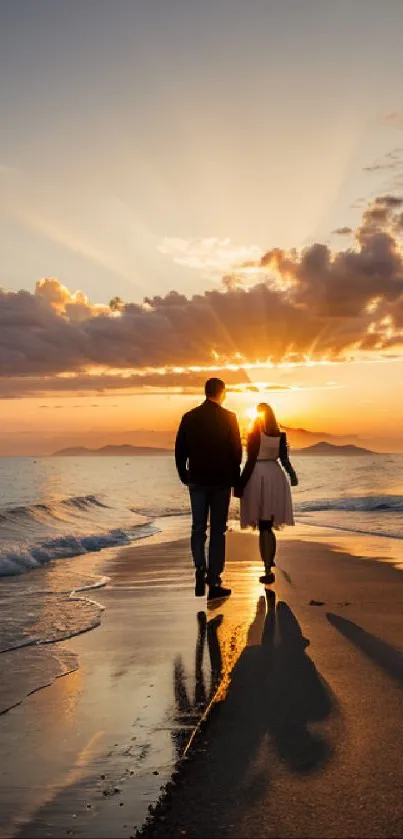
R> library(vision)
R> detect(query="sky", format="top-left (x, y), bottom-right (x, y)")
top-left (2, 0), bottom-right (403, 453)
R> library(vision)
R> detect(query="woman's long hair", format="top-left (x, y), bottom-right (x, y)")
top-left (254, 402), bottom-right (281, 436)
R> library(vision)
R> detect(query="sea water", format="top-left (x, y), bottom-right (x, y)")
top-left (1, 452), bottom-right (403, 712)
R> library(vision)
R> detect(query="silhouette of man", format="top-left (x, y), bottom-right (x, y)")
top-left (175, 378), bottom-right (242, 600)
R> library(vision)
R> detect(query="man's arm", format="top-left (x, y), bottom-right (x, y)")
top-left (175, 415), bottom-right (190, 484)
top-left (229, 412), bottom-right (242, 482)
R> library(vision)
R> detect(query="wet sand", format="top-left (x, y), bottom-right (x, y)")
top-left (138, 530), bottom-right (403, 839)
top-left (2, 526), bottom-right (403, 838)
top-left (0, 524), bottom-right (264, 839)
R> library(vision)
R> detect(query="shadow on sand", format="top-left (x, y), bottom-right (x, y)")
top-left (170, 592), bottom-right (335, 802)
top-left (327, 612), bottom-right (403, 685)
top-left (150, 593), bottom-right (338, 838)
top-left (226, 591), bottom-right (335, 777)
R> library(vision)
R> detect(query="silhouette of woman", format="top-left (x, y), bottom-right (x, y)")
top-left (236, 403), bottom-right (298, 584)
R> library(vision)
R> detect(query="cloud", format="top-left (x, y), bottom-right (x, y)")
top-left (158, 237), bottom-right (262, 278)
top-left (0, 368), bottom-right (252, 398)
top-left (332, 226), bottom-right (353, 235)
top-left (363, 149), bottom-right (403, 173)
top-left (2, 194), bottom-right (403, 391)
top-left (383, 109), bottom-right (403, 129)
top-left (363, 147), bottom-right (403, 194)
top-left (0, 374), bottom-right (326, 400)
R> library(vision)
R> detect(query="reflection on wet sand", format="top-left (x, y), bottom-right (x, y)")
top-left (172, 612), bottom-right (224, 755)
top-left (171, 590), bottom-right (271, 758)
top-left (0, 664), bottom-right (84, 839)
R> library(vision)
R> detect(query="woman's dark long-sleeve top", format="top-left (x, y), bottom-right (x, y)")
top-left (235, 429), bottom-right (298, 496)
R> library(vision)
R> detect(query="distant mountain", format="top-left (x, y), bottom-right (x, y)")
top-left (53, 445), bottom-right (171, 457)
top-left (293, 442), bottom-right (378, 456)
top-left (281, 425), bottom-right (361, 448)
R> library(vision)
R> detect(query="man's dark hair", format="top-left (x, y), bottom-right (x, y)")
top-left (205, 377), bottom-right (225, 398)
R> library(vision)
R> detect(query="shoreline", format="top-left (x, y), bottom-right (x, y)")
top-left (3, 525), bottom-right (265, 838)
top-left (1, 524), bottom-right (403, 837)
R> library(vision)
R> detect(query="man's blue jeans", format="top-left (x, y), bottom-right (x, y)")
top-left (188, 485), bottom-right (231, 587)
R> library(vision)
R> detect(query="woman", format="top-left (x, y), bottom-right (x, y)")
top-left (236, 403), bottom-right (298, 584)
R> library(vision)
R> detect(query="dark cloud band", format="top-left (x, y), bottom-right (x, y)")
top-left (1, 195), bottom-right (403, 389)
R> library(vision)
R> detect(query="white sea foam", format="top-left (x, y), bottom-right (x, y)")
top-left (295, 494), bottom-right (403, 514)
top-left (0, 493), bottom-right (158, 577)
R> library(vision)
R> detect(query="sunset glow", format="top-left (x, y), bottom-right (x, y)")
top-left (2, 4), bottom-right (403, 453)
top-left (3, 9), bottom-right (403, 839)
top-left (245, 406), bottom-right (260, 422)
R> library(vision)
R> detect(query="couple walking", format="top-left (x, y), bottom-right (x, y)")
top-left (175, 378), bottom-right (298, 600)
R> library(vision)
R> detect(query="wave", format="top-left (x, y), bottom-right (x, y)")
top-left (0, 494), bottom-right (108, 524)
top-left (0, 522), bottom-right (157, 577)
top-left (0, 599), bottom-right (103, 653)
top-left (295, 517), bottom-right (403, 542)
top-left (0, 588), bottom-right (106, 654)
top-left (130, 505), bottom-right (189, 519)
top-left (0, 493), bottom-right (158, 577)
top-left (0, 647), bottom-right (78, 717)
top-left (295, 494), bottom-right (403, 513)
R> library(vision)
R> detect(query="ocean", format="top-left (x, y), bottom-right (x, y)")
top-left (2, 453), bottom-right (403, 576)
top-left (1, 452), bottom-right (403, 712)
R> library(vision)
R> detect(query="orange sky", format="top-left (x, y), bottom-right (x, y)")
top-left (2, 355), bottom-right (403, 454)
top-left (3, 5), bottom-right (403, 454)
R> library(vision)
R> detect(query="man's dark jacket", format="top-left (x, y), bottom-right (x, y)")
top-left (175, 399), bottom-right (242, 487)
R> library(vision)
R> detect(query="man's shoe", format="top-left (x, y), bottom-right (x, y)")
top-left (259, 572), bottom-right (275, 585)
top-left (195, 568), bottom-right (206, 597)
top-left (208, 585), bottom-right (231, 601)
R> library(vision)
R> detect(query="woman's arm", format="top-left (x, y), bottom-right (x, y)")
top-left (234, 427), bottom-right (260, 497)
top-left (279, 433), bottom-right (298, 486)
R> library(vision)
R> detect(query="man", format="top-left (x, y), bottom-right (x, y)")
top-left (175, 378), bottom-right (242, 600)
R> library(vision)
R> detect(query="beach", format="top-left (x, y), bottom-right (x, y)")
top-left (0, 522), bottom-right (402, 838)
top-left (0, 518), bottom-right (263, 839)
top-left (5, 4), bottom-right (403, 837)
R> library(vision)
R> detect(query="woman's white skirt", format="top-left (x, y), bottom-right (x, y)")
top-left (240, 460), bottom-right (294, 529)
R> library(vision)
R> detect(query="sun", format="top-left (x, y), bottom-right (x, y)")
top-left (245, 406), bottom-right (259, 421)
